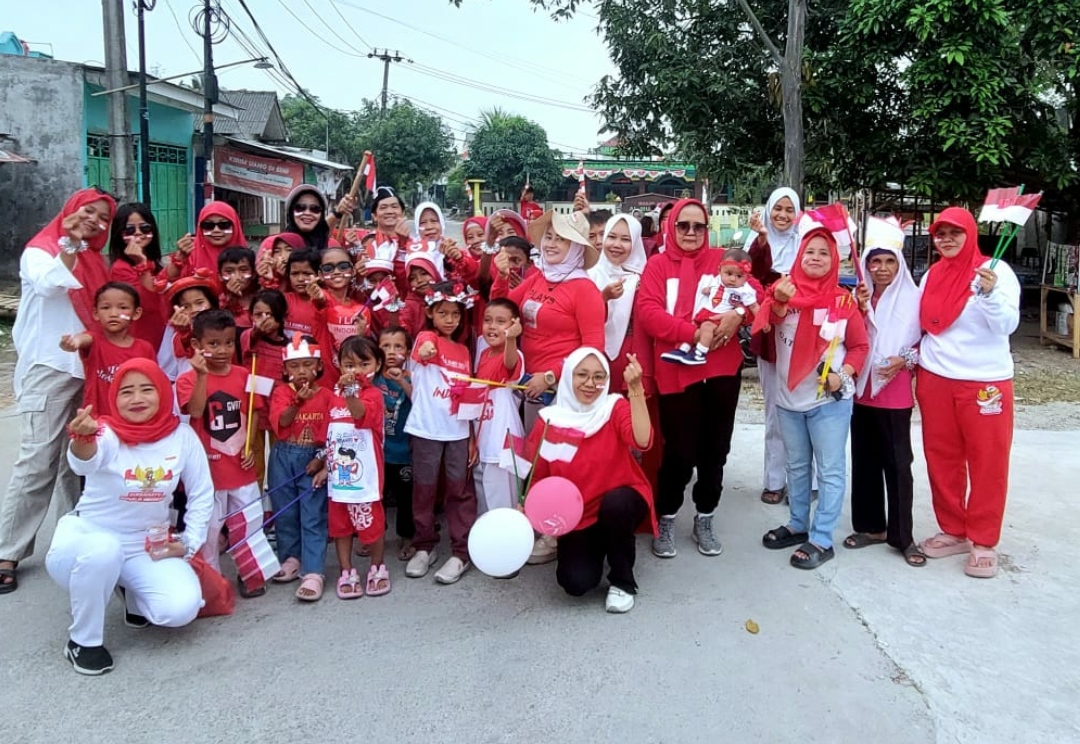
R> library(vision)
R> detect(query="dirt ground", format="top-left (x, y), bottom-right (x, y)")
top-left (0, 318), bottom-right (1076, 428)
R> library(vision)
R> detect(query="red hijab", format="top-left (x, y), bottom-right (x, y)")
top-left (920, 206), bottom-right (982, 335)
top-left (28, 188), bottom-right (117, 330)
top-left (663, 199), bottom-right (717, 319)
top-left (99, 358), bottom-right (180, 445)
top-left (191, 202), bottom-right (247, 274)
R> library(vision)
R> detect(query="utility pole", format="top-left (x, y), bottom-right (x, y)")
top-left (101, 0), bottom-right (136, 202)
top-left (136, 0), bottom-right (153, 206)
top-left (196, 0), bottom-right (218, 215)
top-left (367, 49), bottom-right (405, 115)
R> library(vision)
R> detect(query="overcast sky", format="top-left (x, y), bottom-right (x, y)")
top-left (11, 0), bottom-right (615, 155)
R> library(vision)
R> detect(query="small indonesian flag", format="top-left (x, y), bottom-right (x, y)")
top-left (363, 153), bottom-right (377, 193)
top-left (499, 432), bottom-right (533, 477)
top-left (245, 374), bottom-right (275, 397)
top-left (369, 276), bottom-right (400, 311)
top-left (450, 383), bottom-right (487, 421)
top-left (576, 160), bottom-right (586, 193)
top-left (807, 203), bottom-right (861, 282)
top-left (978, 187), bottom-right (1043, 226)
top-left (225, 500), bottom-right (279, 591)
top-left (538, 424), bottom-right (585, 463)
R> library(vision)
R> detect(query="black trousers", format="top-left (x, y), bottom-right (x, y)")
top-left (655, 374), bottom-right (741, 517)
top-left (386, 463), bottom-right (414, 540)
top-left (556, 488), bottom-right (650, 596)
top-left (850, 403), bottom-right (915, 550)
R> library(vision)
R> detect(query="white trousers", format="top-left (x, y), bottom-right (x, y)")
top-left (203, 481), bottom-right (262, 572)
top-left (758, 359), bottom-right (789, 492)
top-left (473, 462), bottom-right (518, 514)
top-left (46, 514), bottom-right (202, 647)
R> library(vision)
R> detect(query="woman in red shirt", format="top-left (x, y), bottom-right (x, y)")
top-left (636, 198), bottom-right (747, 560)
top-left (107, 203), bottom-right (167, 349)
top-left (527, 347), bottom-right (654, 613)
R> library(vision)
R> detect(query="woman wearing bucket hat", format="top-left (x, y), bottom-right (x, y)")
top-left (636, 198), bottom-right (747, 560)
top-left (916, 207), bottom-right (1020, 579)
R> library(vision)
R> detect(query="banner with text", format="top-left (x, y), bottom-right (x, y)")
top-left (214, 146), bottom-right (303, 200)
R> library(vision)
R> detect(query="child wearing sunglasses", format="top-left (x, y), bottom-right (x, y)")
top-left (306, 247), bottom-right (374, 371)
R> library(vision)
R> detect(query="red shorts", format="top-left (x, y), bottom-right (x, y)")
top-left (328, 500), bottom-right (385, 544)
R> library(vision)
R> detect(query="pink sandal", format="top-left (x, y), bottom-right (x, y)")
top-left (919, 533), bottom-right (970, 559)
top-left (336, 568), bottom-right (363, 599)
top-left (366, 564), bottom-right (391, 597)
top-left (965, 546), bottom-right (999, 579)
top-left (272, 556), bottom-right (301, 583)
top-left (295, 573), bottom-right (324, 602)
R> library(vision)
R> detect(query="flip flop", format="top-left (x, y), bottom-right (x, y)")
top-left (904, 544), bottom-right (927, 568)
top-left (295, 573), bottom-right (324, 602)
top-left (843, 533), bottom-right (888, 550)
top-left (762, 525), bottom-right (808, 550)
top-left (335, 568), bottom-right (363, 600)
top-left (0, 564), bottom-right (18, 595)
top-left (965, 546), bottom-right (998, 579)
top-left (272, 556), bottom-right (301, 583)
top-left (920, 533), bottom-right (970, 559)
top-left (760, 488), bottom-right (786, 505)
top-left (366, 564), bottom-right (391, 597)
top-left (397, 539), bottom-right (416, 562)
top-left (791, 542), bottom-right (835, 570)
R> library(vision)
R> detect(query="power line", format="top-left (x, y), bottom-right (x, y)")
top-left (269, 0), bottom-right (367, 58)
top-left (162, 0), bottom-right (203, 64)
top-left (404, 62), bottom-right (594, 112)
top-left (327, 0), bottom-right (373, 51)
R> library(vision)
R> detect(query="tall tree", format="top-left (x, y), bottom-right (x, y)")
top-left (464, 109), bottom-right (562, 200)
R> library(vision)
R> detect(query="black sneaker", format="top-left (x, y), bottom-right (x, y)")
top-left (64, 640), bottom-right (114, 676)
top-left (117, 587), bottom-right (149, 629)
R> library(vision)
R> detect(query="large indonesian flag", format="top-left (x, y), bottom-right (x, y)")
top-left (978, 187), bottom-right (1042, 225)
top-left (225, 500), bottom-right (280, 591)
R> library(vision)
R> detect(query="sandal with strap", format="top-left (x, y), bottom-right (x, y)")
top-left (904, 544), bottom-right (927, 568)
top-left (760, 487), bottom-right (786, 505)
top-left (791, 542), bottom-right (835, 570)
top-left (920, 533), bottom-right (970, 559)
top-left (366, 564), bottom-right (391, 597)
top-left (295, 573), bottom-right (324, 602)
top-left (0, 562), bottom-right (18, 595)
top-left (843, 532), bottom-right (887, 550)
top-left (272, 556), bottom-right (301, 583)
top-left (336, 568), bottom-right (363, 600)
top-left (397, 539), bottom-right (417, 562)
top-left (965, 546), bottom-right (998, 579)
top-left (762, 525), bottom-right (808, 550)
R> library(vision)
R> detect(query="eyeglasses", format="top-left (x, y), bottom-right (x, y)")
top-left (200, 220), bottom-right (234, 233)
top-left (293, 203), bottom-right (324, 215)
top-left (573, 371), bottom-right (609, 386)
top-left (122, 223), bottom-right (154, 237)
top-left (320, 261), bottom-right (353, 275)
top-left (675, 221), bottom-right (708, 235)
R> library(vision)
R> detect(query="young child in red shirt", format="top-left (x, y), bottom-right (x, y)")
top-left (218, 246), bottom-right (257, 341)
top-left (60, 282), bottom-right (156, 417)
top-left (175, 309), bottom-right (264, 595)
top-left (326, 336), bottom-right (389, 599)
top-left (241, 289), bottom-right (290, 487)
top-left (268, 334), bottom-right (332, 602)
top-left (399, 251), bottom-right (443, 338)
top-left (309, 246), bottom-right (374, 369)
top-left (159, 270), bottom-right (220, 381)
top-left (282, 250), bottom-right (335, 386)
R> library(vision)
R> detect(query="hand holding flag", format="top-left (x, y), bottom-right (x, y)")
top-left (978, 185), bottom-right (1043, 270)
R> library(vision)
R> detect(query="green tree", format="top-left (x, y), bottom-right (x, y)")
top-left (464, 108), bottom-right (562, 200)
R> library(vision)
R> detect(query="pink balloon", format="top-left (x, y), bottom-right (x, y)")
top-left (524, 477), bottom-right (584, 536)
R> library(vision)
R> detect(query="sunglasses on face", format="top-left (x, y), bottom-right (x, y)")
top-left (320, 261), bottom-right (353, 275)
top-left (675, 221), bottom-right (708, 235)
top-left (200, 220), bottom-right (234, 232)
top-left (293, 203), bottom-right (324, 215)
top-left (122, 223), bottom-right (154, 237)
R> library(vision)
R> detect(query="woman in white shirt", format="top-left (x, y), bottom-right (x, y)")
top-left (916, 207), bottom-right (1020, 579)
top-left (46, 358), bottom-right (214, 675)
top-left (0, 188), bottom-right (116, 594)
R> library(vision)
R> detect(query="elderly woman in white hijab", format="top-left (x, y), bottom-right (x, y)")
top-left (845, 216), bottom-right (925, 566)
top-left (746, 187), bottom-right (802, 504)
top-left (525, 347), bottom-right (655, 613)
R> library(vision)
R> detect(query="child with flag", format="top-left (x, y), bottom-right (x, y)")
top-left (523, 347), bottom-right (655, 614)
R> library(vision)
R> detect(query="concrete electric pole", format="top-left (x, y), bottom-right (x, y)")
top-left (101, 0), bottom-right (136, 202)
top-left (367, 49), bottom-right (406, 115)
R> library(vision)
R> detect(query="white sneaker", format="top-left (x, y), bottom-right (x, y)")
top-left (405, 549), bottom-right (437, 578)
top-left (527, 534), bottom-right (558, 565)
top-left (434, 556), bottom-right (470, 584)
top-left (605, 586), bottom-right (635, 614)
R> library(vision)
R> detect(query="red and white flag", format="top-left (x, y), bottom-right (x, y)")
top-left (499, 431), bottom-right (533, 477)
top-left (538, 424), bottom-right (585, 463)
top-left (575, 160), bottom-right (586, 194)
top-left (978, 187), bottom-right (1042, 225)
top-left (368, 276), bottom-right (399, 311)
top-left (450, 383), bottom-right (487, 421)
top-left (363, 153), bottom-right (377, 193)
top-left (225, 501), bottom-right (279, 591)
top-left (806, 203), bottom-right (862, 282)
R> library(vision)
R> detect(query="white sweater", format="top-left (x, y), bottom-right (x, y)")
top-left (919, 259), bottom-right (1020, 381)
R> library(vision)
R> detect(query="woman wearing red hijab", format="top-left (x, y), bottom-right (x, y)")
top-left (0, 188), bottom-right (115, 594)
top-left (167, 202), bottom-right (248, 279)
top-left (755, 223), bottom-right (868, 570)
top-left (916, 207), bottom-right (1020, 578)
top-left (636, 198), bottom-right (748, 560)
top-left (45, 359), bottom-right (214, 674)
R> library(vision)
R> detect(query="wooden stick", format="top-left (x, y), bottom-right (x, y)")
top-left (244, 353), bottom-right (258, 458)
top-left (451, 374), bottom-right (529, 391)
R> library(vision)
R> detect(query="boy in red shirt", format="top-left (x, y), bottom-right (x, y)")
top-left (218, 246), bottom-right (258, 338)
top-left (60, 282), bottom-right (156, 416)
top-left (175, 309), bottom-right (264, 596)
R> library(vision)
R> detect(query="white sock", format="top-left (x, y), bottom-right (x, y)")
top-left (678, 342), bottom-right (691, 353)
top-left (694, 343), bottom-right (709, 356)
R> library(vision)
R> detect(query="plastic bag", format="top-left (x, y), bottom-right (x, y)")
top-left (189, 554), bottom-right (235, 618)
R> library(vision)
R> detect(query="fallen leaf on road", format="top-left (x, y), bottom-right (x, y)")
top-left (745, 619), bottom-right (759, 634)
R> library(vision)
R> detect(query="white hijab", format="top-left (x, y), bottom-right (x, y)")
top-left (539, 347), bottom-right (621, 437)
top-left (857, 238), bottom-right (922, 398)
top-left (589, 214), bottom-right (648, 359)
top-left (412, 201), bottom-right (446, 250)
top-left (744, 187), bottom-right (802, 273)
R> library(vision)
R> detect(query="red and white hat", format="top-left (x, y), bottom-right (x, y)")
top-left (404, 250), bottom-right (444, 282)
top-left (363, 238), bottom-right (396, 275)
top-left (283, 332), bottom-right (320, 361)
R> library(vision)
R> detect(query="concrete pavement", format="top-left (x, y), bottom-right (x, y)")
top-left (0, 397), bottom-right (1076, 743)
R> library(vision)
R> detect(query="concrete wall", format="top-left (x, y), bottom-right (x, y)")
top-left (0, 55), bottom-right (85, 284)
top-left (84, 84), bottom-right (195, 147)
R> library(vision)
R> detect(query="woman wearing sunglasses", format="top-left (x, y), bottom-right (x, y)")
top-left (637, 198), bottom-right (749, 561)
top-left (167, 202), bottom-right (248, 280)
top-left (107, 204), bottom-right (167, 348)
top-left (285, 185), bottom-right (334, 250)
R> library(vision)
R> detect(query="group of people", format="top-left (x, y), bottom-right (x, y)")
top-left (0, 180), bottom-right (1019, 676)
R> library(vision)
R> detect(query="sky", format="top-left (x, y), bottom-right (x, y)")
top-left (10, 0), bottom-right (615, 157)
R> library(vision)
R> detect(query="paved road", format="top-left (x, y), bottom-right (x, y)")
top-left (0, 401), bottom-right (1076, 743)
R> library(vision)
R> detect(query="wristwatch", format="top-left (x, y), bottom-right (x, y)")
top-left (543, 370), bottom-right (557, 386)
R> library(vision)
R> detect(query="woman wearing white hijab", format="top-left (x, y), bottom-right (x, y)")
top-left (746, 187), bottom-right (802, 504)
top-left (526, 347), bottom-right (655, 613)
top-left (589, 214), bottom-right (649, 382)
top-left (846, 217), bottom-right (925, 566)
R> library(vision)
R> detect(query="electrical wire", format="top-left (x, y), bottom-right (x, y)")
top-left (162, 0), bottom-right (204, 64)
top-left (269, 0), bottom-right (368, 58)
top-left (327, 0), bottom-right (373, 52)
top-left (403, 63), bottom-right (593, 112)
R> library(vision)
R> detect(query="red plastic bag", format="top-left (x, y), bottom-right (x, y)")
top-left (189, 554), bottom-right (236, 618)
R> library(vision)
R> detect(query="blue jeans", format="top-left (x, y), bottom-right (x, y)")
top-left (268, 442), bottom-right (328, 576)
top-left (777, 399), bottom-right (853, 549)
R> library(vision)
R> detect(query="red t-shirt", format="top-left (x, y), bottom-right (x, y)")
top-left (109, 261), bottom-right (167, 349)
top-left (269, 383), bottom-right (333, 445)
top-left (284, 292), bottom-right (337, 386)
top-left (175, 365), bottom-right (262, 490)
top-left (519, 200), bottom-right (544, 223)
top-left (221, 293), bottom-right (254, 332)
top-left (79, 331), bottom-right (157, 416)
top-left (398, 295), bottom-right (428, 339)
top-left (527, 398), bottom-right (656, 535)
top-left (491, 273), bottom-right (605, 379)
top-left (321, 295), bottom-right (373, 364)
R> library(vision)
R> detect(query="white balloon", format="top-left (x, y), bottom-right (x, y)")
top-left (468, 508), bottom-right (535, 578)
